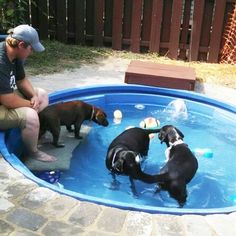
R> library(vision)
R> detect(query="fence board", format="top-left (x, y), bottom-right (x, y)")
top-left (160, 0), bottom-right (173, 55)
top-left (94, 0), bottom-right (105, 46)
top-left (130, 0), bottom-right (143, 52)
top-left (104, 0), bottom-right (113, 40)
top-left (142, 0), bottom-right (152, 43)
top-left (86, 0), bottom-right (95, 43)
top-left (48, 0), bottom-right (57, 39)
top-left (149, 0), bottom-right (163, 52)
top-left (168, 0), bottom-right (183, 59)
top-left (74, 0), bottom-right (86, 44)
top-left (37, 0), bottom-right (48, 40)
top-left (56, 0), bottom-right (67, 42)
top-left (31, 0), bottom-right (40, 29)
top-left (123, 0), bottom-right (132, 43)
top-left (208, 0), bottom-right (226, 62)
top-left (179, 0), bottom-right (192, 60)
top-left (189, 0), bottom-right (205, 61)
top-left (112, 0), bottom-right (124, 50)
top-left (67, 0), bottom-right (75, 41)
top-left (198, 0), bottom-right (214, 61)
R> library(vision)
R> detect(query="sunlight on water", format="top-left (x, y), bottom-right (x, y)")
top-left (164, 99), bottom-right (188, 120)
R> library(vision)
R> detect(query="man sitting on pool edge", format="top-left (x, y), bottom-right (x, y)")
top-left (0, 24), bottom-right (56, 162)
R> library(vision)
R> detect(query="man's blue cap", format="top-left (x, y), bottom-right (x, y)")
top-left (11, 24), bottom-right (45, 52)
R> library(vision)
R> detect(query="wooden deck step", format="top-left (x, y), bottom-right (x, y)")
top-left (125, 61), bottom-right (196, 90)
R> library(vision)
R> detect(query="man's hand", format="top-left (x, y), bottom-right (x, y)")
top-left (30, 95), bottom-right (40, 111)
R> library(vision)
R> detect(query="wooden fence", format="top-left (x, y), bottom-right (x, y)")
top-left (19, 0), bottom-right (236, 63)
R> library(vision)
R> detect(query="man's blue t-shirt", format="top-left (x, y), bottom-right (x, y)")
top-left (0, 41), bottom-right (25, 95)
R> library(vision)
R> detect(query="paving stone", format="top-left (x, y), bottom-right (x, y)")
top-left (97, 207), bottom-right (127, 233)
top-left (40, 194), bottom-right (78, 219)
top-left (0, 157), bottom-right (12, 170)
top-left (6, 179), bottom-right (38, 199)
top-left (68, 202), bottom-right (102, 227)
top-left (0, 219), bottom-right (14, 235)
top-left (205, 214), bottom-right (236, 236)
top-left (180, 214), bottom-right (212, 236)
top-left (42, 220), bottom-right (84, 236)
top-left (124, 211), bottom-right (153, 236)
top-left (85, 231), bottom-right (115, 236)
top-left (0, 180), bottom-right (8, 192)
top-left (1, 165), bottom-right (24, 180)
top-left (20, 187), bottom-right (58, 209)
top-left (0, 167), bottom-right (10, 178)
top-left (6, 207), bottom-right (47, 231)
top-left (0, 197), bottom-right (15, 213)
top-left (0, 188), bottom-right (11, 199)
top-left (10, 229), bottom-right (40, 236)
top-left (0, 174), bottom-right (16, 193)
top-left (152, 214), bottom-right (184, 236)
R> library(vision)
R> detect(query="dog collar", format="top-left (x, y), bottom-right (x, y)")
top-left (111, 147), bottom-right (123, 170)
top-left (111, 149), bottom-right (141, 172)
top-left (169, 139), bottom-right (184, 147)
top-left (165, 139), bottom-right (184, 161)
top-left (90, 106), bottom-right (95, 120)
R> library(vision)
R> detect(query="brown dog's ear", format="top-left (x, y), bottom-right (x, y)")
top-left (175, 127), bottom-right (184, 139)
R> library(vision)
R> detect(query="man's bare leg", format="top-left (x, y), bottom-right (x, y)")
top-left (36, 87), bottom-right (49, 112)
top-left (22, 108), bottom-right (57, 162)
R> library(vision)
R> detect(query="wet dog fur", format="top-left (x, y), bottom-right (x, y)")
top-left (156, 125), bottom-right (198, 206)
top-left (106, 127), bottom-right (161, 196)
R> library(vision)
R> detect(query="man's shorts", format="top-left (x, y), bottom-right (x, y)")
top-left (0, 90), bottom-right (31, 130)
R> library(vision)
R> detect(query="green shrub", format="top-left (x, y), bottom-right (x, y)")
top-left (0, 0), bottom-right (29, 33)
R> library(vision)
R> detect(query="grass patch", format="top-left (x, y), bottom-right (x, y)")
top-left (25, 40), bottom-right (236, 89)
top-left (25, 40), bottom-right (114, 74)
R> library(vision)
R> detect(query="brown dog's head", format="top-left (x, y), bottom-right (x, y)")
top-left (158, 125), bottom-right (184, 147)
top-left (92, 107), bottom-right (109, 127)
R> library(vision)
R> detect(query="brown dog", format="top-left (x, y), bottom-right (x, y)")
top-left (39, 100), bottom-right (109, 147)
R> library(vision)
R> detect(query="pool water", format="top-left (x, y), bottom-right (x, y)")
top-left (58, 102), bottom-right (236, 209)
top-left (2, 85), bottom-right (236, 214)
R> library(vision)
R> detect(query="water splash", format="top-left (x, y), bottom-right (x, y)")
top-left (164, 99), bottom-right (188, 120)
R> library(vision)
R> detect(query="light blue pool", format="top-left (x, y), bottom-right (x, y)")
top-left (1, 84), bottom-right (236, 215)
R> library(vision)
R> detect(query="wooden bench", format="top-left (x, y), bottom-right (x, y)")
top-left (124, 61), bottom-right (196, 91)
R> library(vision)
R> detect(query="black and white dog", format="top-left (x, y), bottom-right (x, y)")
top-left (106, 125), bottom-right (198, 206)
top-left (105, 127), bottom-right (160, 195)
top-left (156, 125), bottom-right (198, 206)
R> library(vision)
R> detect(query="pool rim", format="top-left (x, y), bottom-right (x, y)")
top-left (1, 84), bottom-right (236, 215)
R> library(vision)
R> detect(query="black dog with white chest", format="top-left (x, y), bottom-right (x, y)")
top-left (156, 125), bottom-right (198, 206)
top-left (39, 100), bottom-right (109, 147)
top-left (106, 127), bottom-right (161, 195)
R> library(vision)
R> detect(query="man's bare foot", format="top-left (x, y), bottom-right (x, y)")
top-left (29, 150), bottom-right (57, 162)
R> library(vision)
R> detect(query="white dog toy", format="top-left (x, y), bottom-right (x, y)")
top-left (139, 117), bottom-right (160, 129)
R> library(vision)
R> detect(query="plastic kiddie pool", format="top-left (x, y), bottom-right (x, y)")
top-left (1, 84), bottom-right (236, 215)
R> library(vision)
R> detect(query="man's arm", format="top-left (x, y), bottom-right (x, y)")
top-left (16, 77), bottom-right (36, 99)
top-left (0, 92), bottom-right (32, 109)
top-left (0, 78), bottom-right (38, 110)
top-left (16, 78), bottom-right (40, 111)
